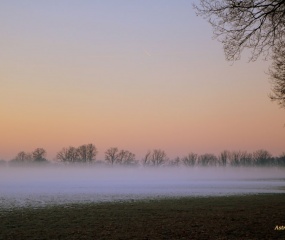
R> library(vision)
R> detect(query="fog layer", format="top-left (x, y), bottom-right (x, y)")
top-left (0, 167), bottom-right (284, 209)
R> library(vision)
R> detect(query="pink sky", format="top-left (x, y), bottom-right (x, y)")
top-left (1, 1), bottom-right (284, 160)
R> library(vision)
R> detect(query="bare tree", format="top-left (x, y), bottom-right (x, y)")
top-left (143, 149), bottom-right (168, 167)
top-left (152, 149), bottom-right (168, 166)
top-left (15, 151), bottom-right (26, 162)
top-left (77, 144), bottom-right (97, 163)
top-left (219, 150), bottom-right (230, 166)
top-left (85, 143), bottom-right (98, 162)
top-left (56, 146), bottom-right (78, 163)
top-left (68, 147), bottom-right (79, 162)
top-left (77, 145), bottom-right (88, 162)
top-left (182, 153), bottom-right (198, 167)
top-left (105, 147), bottom-right (119, 165)
top-left (56, 144), bottom-right (97, 163)
top-left (195, 0), bottom-right (285, 108)
top-left (11, 151), bottom-right (32, 163)
top-left (105, 148), bottom-right (137, 166)
top-left (194, 0), bottom-right (285, 61)
top-left (252, 149), bottom-right (273, 166)
top-left (198, 153), bottom-right (218, 166)
top-left (32, 148), bottom-right (47, 162)
top-left (142, 151), bottom-right (152, 166)
top-left (17, 151), bottom-right (32, 162)
top-left (276, 152), bottom-right (285, 166)
top-left (269, 42), bottom-right (285, 108)
top-left (56, 147), bottom-right (69, 163)
top-left (229, 151), bottom-right (242, 167)
top-left (239, 151), bottom-right (253, 166)
top-left (117, 150), bottom-right (137, 166)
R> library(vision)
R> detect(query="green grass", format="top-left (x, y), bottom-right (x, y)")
top-left (1, 194), bottom-right (285, 240)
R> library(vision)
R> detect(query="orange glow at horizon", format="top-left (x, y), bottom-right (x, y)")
top-left (1, 1), bottom-right (284, 161)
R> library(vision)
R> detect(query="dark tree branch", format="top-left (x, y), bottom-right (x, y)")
top-left (194, 0), bottom-right (285, 109)
top-left (194, 0), bottom-right (285, 61)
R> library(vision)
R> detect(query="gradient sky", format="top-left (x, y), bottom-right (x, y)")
top-left (1, 0), bottom-right (285, 160)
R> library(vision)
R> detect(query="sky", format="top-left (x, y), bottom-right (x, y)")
top-left (1, 0), bottom-right (284, 161)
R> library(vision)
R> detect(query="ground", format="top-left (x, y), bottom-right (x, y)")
top-left (0, 194), bottom-right (285, 240)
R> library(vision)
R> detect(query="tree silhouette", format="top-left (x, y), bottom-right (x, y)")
top-left (142, 151), bottom-right (152, 166)
top-left (77, 144), bottom-right (98, 163)
top-left (219, 150), bottom-right (230, 167)
top-left (229, 151), bottom-right (251, 166)
top-left (194, 0), bottom-right (285, 61)
top-left (269, 42), bottom-right (285, 108)
top-left (198, 154), bottom-right (218, 166)
top-left (117, 150), bottom-right (137, 166)
top-left (15, 151), bottom-right (32, 162)
top-left (105, 148), bottom-right (137, 166)
top-left (10, 151), bottom-right (32, 164)
top-left (195, 0), bottom-right (285, 108)
top-left (56, 147), bottom-right (78, 163)
top-left (143, 149), bottom-right (168, 167)
top-left (105, 147), bottom-right (120, 165)
top-left (276, 152), bottom-right (285, 166)
top-left (56, 144), bottom-right (97, 163)
top-left (32, 148), bottom-right (47, 162)
top-left (252, 149), bottom-right (273, 166)
top-left (182, 153), bottom-right (198, 167)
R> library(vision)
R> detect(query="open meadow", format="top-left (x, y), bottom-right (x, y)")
top-left (1, 194), bottom-right (285, 240)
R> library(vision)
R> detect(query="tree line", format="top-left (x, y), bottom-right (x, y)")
top-left (1, 144), bottom-right (285, 167)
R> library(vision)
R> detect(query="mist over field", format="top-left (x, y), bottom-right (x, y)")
top-left (0, 166), bottom-right (284, 209)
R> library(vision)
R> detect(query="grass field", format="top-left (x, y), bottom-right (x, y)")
top-left (1, 194), bottom-right (285, 240)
